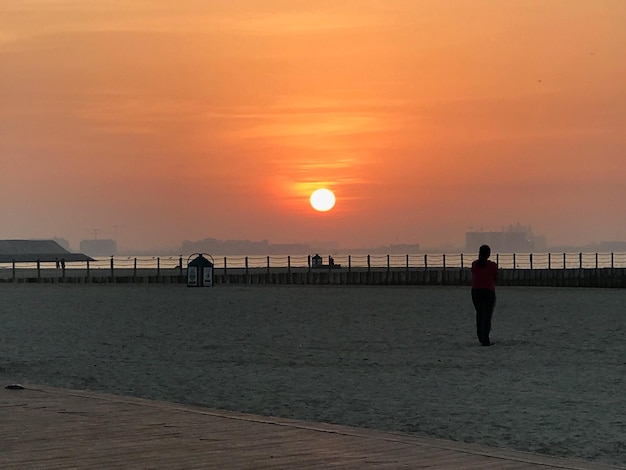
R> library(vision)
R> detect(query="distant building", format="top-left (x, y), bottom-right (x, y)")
top-left (79, 239), bottom-right (117, 257)
top-left (465, 231), bottom-right (508, 253)
top-left (347, 243), bottom-right (421, 254)
top-left (268, 243), bottom-right (312, 255)
top-left (599, 241), bottom-right (626, 252)
top-left (465, 224), bottom-right (544, 253)
top-left (180, 238), bottom-right (270, 255)
top-left (370, 243), bottom-right (420, 254)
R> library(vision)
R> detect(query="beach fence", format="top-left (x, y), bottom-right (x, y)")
top-left (2, 252), bottom-right (626, 287)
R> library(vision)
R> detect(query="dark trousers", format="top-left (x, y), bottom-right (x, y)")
top-left (471, 288), bottom-right (496, 345)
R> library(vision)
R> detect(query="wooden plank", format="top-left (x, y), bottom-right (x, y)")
top-left (0, 385), bottom-right (623, 470)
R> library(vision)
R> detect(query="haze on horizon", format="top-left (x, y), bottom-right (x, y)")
top-left (1, 1), bottom-right (625, 252)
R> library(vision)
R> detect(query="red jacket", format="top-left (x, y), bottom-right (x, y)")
top-left (471, 260), bottom-right (498, 290)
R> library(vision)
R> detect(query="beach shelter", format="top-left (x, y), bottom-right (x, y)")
top-left (311, 254), bottom-right (323, 268)
top-left (187, 253), bottom-right (214, 287)
top-left (0, 239), bottom-right (93, 263)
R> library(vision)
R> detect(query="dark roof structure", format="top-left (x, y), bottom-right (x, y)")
top-left (0, 240), bottom-right (94, 263)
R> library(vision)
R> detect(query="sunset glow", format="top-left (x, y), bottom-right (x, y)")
top-left (1, 1), bottom-right (625, 251)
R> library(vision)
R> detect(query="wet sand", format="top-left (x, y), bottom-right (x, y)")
top-left (1, 284), bottom-right (624, 466)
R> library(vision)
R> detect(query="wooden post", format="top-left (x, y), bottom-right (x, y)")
top-left (133, 258), bottom-right (137, 278)
top-left (530, 253), bottom-right (533, 270)
top-left (37, 259), bottom-right (41, 279)
top-left (367, 255), bottom-right (371, 272)
top-left (595, 253), bottom-right (598, 269)
top-left (563, 253), bottom-right (566, 270)
top-left (387, 254), bottom-right (390, 271)
top-left (287, 256), bottom-right (291, 275)
top-left (224, 257), bottom-right (227, 277)
top-left (157, 257), bottom-right (161, 277)
top-left (267, 256), bottom-right (270, 274)
top-left (443, 253), bottom-right (446, 270)
top-left (178, 257), bottom-right (183, 276)
top-left (548, 253), bottom-right (551, 270)
top-left (579, 252), bottom-right (583, 269)
top-left (12, 259), bottom-right (16, 282)
top-left (611, 252), bottom-right (614, 269)
top-left (245, 257), bottom-right (249, 275)
top-left (327, 255), bottom-right (332, 282)
top-left (87, 260), bottom-right (90, 278)
top-left (110, 257), bottom-right (114, 281)
top-left (460, 253), bottom-right (464, 269)
top-left (348, 255), bottom-right (351, 273)
top-left (513, 253), bottom-right (516, 270)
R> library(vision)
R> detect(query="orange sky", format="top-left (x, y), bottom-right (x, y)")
top-left (1, 0), bottom-right (625, 251)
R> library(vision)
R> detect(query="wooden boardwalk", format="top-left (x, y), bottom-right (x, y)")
top-left (1, 384), bottom-right (623, 469)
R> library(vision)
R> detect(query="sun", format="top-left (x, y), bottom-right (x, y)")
top-left (310, 188), bottom-right (336, 212)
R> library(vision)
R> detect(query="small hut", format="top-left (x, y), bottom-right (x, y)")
top-left (311, 254), bottom-right (323, 268)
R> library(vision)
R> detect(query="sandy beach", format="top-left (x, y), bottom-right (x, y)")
top-left (1, 284), bottom-right (624, 467)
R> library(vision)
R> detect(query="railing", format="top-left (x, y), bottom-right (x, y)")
top-left (2, 252), bottom-right (626, 281)
top-left (216, 252), bottom-right (626, 270)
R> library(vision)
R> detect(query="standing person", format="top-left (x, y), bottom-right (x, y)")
top-left (471, 245), bottom-right (498, 346)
